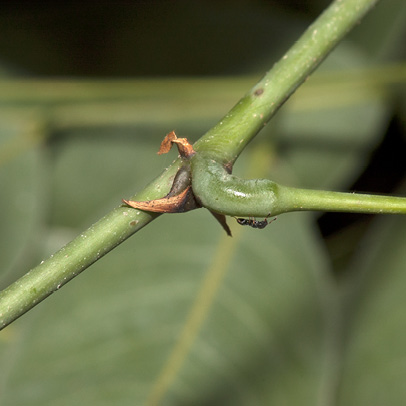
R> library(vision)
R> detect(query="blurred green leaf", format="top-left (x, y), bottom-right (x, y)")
top-left (48, 131), bottom-right (165, 227)
top-left (0, 114), bottom-right (47, 287)
top-left (0, 205), bottom-right (332, 406)
top-left (338, 213), bottom-right (406, 406)
top-left (276, 47), bottom-right (400, 189)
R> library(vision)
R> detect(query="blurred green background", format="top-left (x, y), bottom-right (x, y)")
top-left (1, 1), bottom-right (406, 405)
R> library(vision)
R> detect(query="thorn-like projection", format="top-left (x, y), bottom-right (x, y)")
top-left (123, 132), bottom-right (198, 214)
top-left (158, 130), bottom-right (195, 158)
top-left (210, 211), bottom-right (232, 236)
top-left (123, 131), bottom-right (231, 236)
top-left (123, 186), bottom-right (195, 213)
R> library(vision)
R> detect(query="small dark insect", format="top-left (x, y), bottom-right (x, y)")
top-left (235, 216), bottom-right (276, 229)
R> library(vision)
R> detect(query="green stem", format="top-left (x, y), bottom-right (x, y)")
top-left (279, 187), bottom-right (406, 215)
top-left (0, 161), bottom-right (182, 329)
top-left (194, 0), bottom-right (379, 163)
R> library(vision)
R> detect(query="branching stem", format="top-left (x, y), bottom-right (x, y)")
top-left (0, 0), bottom-right (384, 330)
top-left (191, 154), bottom-right (406, 217)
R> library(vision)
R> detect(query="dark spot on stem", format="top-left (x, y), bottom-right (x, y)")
top-left (224, 161), bottom-right (233, 174)
top-left (254, 88), bottom-right (264, 96)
